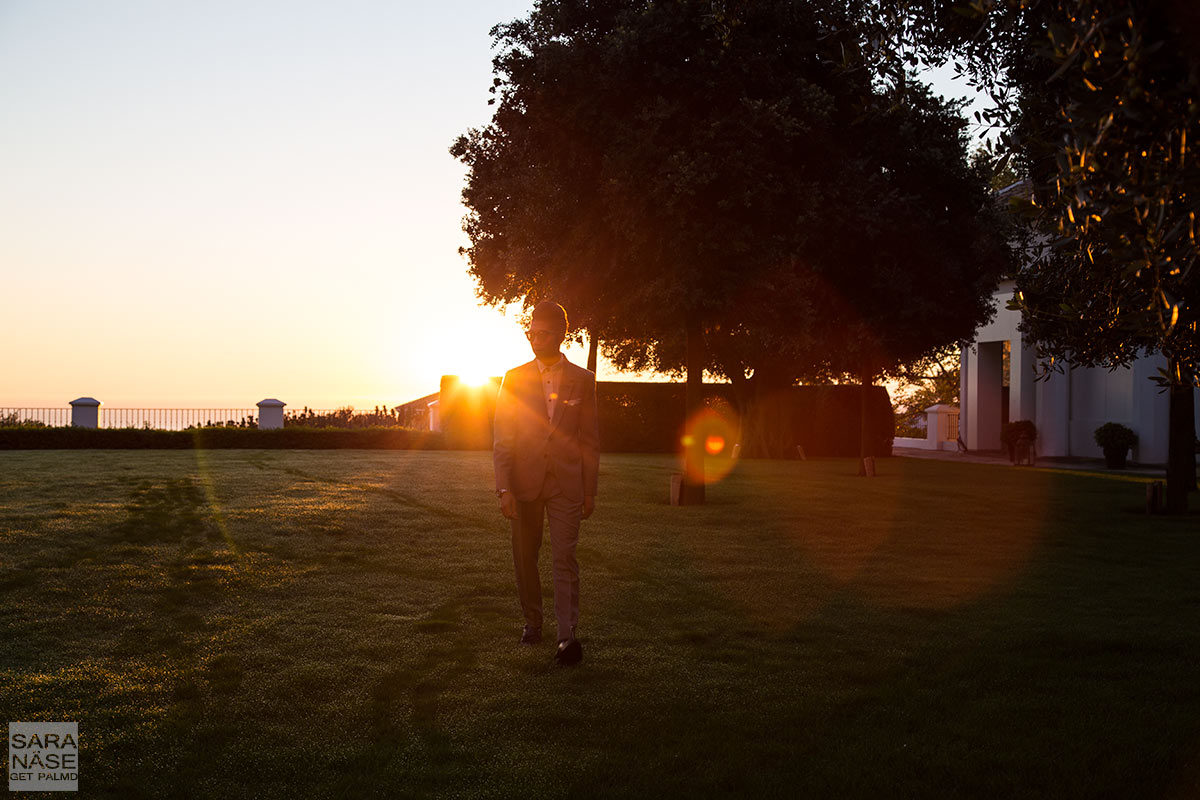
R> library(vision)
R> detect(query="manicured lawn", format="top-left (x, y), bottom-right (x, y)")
top-left (2, 450), bottom-right (1198, 798)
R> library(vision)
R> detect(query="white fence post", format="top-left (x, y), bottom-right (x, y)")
top-left (69, 397), bottom-right (100, 428)
top-left (925, 404), bottom-right (960, 450)
top-left (257, 399), bottom-right (286, 430)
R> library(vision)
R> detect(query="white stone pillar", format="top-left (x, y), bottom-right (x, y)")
top-left (1131, 354), bottom-right (1171, 464)
top-left (69, 397), bottom-right (100, 428)
top-left (257, 399), bottom-right (286, 430)
top-left (925, 404), bottom-right (959, 450)
top-left (958, 345), bottom-right (969, 448)
top-left (1010, 335), bottom-right (1039, 423)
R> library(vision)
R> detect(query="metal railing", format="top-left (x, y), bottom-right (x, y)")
top-left (101, 408), bottom-right (258, 431)
top-left (0, 408), bottom-right (72, 427)
top-left (0, 406), bottom-right (412, 431)
top-left (0, 407), bottom-right (258, 431)
top-left (945, 411), bottom-right (960, 442)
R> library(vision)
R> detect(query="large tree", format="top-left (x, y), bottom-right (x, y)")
top-left (453, 0), bottom-right (1014, 483)
top-left (601, 78), bottom-right (1014, 458)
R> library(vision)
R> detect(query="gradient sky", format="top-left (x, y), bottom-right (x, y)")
top-left (0, 1), bottom-right (985, 411)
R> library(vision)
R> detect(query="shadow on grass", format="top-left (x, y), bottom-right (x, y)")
top-left (581, 462), bottom-right (1200, 797)
top-left (4, 451), bottom-right (1200, 798)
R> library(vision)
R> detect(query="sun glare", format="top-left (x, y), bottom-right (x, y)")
top-left (390, 308), bottom-right (531, 400)
top-left (428, 311), bottom-right (533, 391)
top-left (458, 372), bottom-right (493, 388)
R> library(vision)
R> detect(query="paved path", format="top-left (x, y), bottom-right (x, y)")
top-left (892, 446), bottom-right (1166, 480)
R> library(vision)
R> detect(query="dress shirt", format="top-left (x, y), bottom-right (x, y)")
top-left (536, 354), bottom-right (564, 420)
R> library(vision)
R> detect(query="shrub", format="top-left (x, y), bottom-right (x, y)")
top-left (283, 406), bottom-right (405, 429)
top-left (0, 412), bottom-right (50, 429)
top-left (1094, 423), bottom-right (1137, 452)
top-left (895, 415), bottom-right (927, 439)
top-left (1001, 420), bottom-right (1037, 446)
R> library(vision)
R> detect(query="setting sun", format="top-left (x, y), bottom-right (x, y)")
top-left (458, 372), bottom-right (494, 388)
top-left (430, 312), bottom-right (522, 390)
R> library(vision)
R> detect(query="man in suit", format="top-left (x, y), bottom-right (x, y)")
top-left (493, 302), bottom-right (599, 664)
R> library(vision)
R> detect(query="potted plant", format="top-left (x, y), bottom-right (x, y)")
top-left (1094, 422), bottom-right (1137, 469)
top-left (1001, 420), bottom-right (1037, 464)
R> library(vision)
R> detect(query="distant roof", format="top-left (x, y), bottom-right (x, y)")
top-left (395, 391), bottom-right (440, 412)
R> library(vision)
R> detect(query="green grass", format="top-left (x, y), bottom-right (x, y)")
top-left (2, 450), bottom-right (1199, 799)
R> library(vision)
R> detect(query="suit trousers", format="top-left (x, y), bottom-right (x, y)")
top-left (510, 470), bottom-right (581, 640)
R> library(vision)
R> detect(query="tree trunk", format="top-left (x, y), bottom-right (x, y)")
top-left (723, 361), bottom-right (752, 457)
top-left (724, 364), bottom-right (744, 455)
top-left (680, 312), bottom-right (706, 505)
top-left (746, 380), bottom-right (777, 458)
top-left (1165, 359), bottom-right (1196, 514)
top-left (728, 372), bottom-right (794, 458)
top-left (860, 372), bottom-right (869, 461)
top-left (858, 369), bottom-right (873, 475)
top-left (709, 329), bottom-right (765, 458)
top-left (751, 379), bottom-right (778, 458)
top-left (586, 330), bottom-right (599, 373)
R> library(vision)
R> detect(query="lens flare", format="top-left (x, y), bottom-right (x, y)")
top-left (681, 407), bottom-right (738, 485)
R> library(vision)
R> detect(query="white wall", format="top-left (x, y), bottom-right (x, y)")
top-left (1068, 364), bottom-right (1132, 459)
top-left (1035, 370), bottom-right (1070, 457)
top-left (963, 282), bottom-right (1199, 464)
top-left (972, 280), bottom-right (1021, 342)
top-left (1129, 355), bottom-right (1173, 464)
top-left (1036, 353), bottom-right (1177, 463)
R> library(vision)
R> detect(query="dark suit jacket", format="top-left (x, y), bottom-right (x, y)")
top-left (493, 358), bottom-right (600, 503)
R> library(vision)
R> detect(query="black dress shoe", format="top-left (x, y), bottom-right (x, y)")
top-left (520, 625), bottom-right (542, 645)
top-left (554, 637), bottom-right (583, 666)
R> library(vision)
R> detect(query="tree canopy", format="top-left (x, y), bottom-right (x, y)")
top-left (452, 0), bottom-right (1015, 459)
top-left (867, 0), bottom-right (1198, 510)
top-left (999, 3), bottom-right (1200, 376)
top-left (1015, 1), bottom-right (1198, 511)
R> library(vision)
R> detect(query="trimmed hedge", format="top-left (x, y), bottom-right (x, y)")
top-left (792, 385), bottom-right (894, 458)
top-left (596, 382), bottom-right (893, 457)
top-left (596, 382), bottom-right (734, 453)
top-left (0, 426), bottom-right (444, 450)
top-left (437, 380), bottom-right (892, 456)
top-left (2, 382), bottom-right (893, 457)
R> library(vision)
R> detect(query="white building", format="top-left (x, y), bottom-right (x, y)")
top-left (960, 279), bottom-right (1200, 464)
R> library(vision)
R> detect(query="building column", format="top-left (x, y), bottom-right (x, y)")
top-left (959, 345), bottom-right (969, 447)
top-left (1010, 335), bottom-right (1038, 424)
top-left (965, 342), bottom-right (1003, 450)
